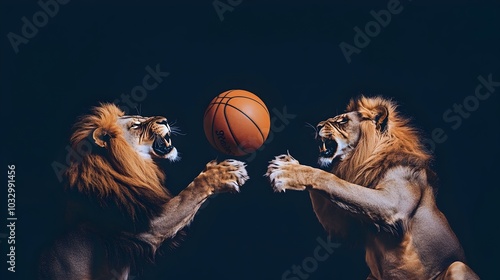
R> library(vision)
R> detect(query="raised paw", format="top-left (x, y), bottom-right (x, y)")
top-left (265, 153), bottom-right (306, 192)
top-left (204, 159), bottom-right (249, 193)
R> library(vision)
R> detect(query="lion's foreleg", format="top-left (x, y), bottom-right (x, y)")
top-left (139, 159), bottom-right (248, 251)
top-left (266, 154), bottom-right (419, 228)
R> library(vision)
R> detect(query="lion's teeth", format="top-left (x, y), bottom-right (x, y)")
top-left (319, 142), bottom-right (325, 152)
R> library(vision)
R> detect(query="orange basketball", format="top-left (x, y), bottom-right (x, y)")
top-left (203, 89), bottom-right (271, 156)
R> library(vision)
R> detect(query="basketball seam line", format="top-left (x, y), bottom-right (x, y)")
top-left (223, 102), bottom-right (266, 145)
top-left (223, 97), bottom-right (244, 155)
top-left (211, 90), bottom-right (233, 152)
top-left (208, 95), bottom-right (269, 115)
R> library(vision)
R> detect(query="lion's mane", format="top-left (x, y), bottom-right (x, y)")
top-left (65, 104), bottom-right (171, 232)
top-left (333, 96), bottom-right (433, 188)
top-left (319, 96), bottom-right (436, 242)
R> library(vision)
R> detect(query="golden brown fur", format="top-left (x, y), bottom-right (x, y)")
top-left (267, 96), bottom-right (479, 279)
top-left (322, 97), bottom-right (434, 241)
top-left (337, 96), bottom-right (431, 187)
top-left (39, 104), bottom-right (248, 280)
top-left (67, 104), bottom-right (169, 223)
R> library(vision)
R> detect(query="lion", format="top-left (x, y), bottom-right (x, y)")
top-left (39, 103), bottom-right (249, 280)
top-left (266, 96), bottom-right (479, 279)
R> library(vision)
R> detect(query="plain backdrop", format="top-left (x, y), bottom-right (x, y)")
top-left (1, 1), bottom-right (499, 279)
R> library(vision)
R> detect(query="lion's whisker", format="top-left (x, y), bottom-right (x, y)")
top-left (305, 122), bottom-right (317, 131)
top-left (169, 124), bottom-right (186, 136)
top-left (135, 104), bottom-right (142, 115)
top-left (305, 122), bottom-right (318, 137)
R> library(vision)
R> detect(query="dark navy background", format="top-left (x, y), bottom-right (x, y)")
top-left (1, 1), bottom-right (499, 279)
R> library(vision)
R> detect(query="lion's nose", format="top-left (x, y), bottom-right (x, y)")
top-left (316, 120), bottom-right (327, 129)
top-left (316, 124), bottom-right (324, 138)
top-left (156, 119), bottom-right (168, 126)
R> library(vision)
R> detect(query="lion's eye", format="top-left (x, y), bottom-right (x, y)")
top-left (131, 122), bottom-right (141, 129)
top-left (338, 117), bottom-right (348, 124)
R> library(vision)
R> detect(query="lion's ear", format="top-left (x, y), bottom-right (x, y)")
top-left (92, 128), bottom-right (110, 148)
top-left (373, 105), bottom-right (388, 131)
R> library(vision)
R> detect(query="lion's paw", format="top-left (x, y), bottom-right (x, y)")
top-left (265, 153), bottom-right (305, 193)
top-left (205, 159), bottom-right (249, 193)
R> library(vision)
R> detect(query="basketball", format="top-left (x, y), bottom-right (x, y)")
top-left (203, 89), bottom-right (271, 156)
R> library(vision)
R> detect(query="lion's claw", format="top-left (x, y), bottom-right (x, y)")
top-left (266, 153), bottom-right (305, 192)
top-left (204, 159), bottom-right (249, 193)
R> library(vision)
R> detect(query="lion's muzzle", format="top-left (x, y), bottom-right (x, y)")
top-left (148, 117), bottom-right (177, 159)
top-left (316, 123), bottom-right (338, 159)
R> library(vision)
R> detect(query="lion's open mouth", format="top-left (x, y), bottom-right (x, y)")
top-left (153, 134), bottom-right (174, 156)
top-left (318, 138), bottom-right (338, 158)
